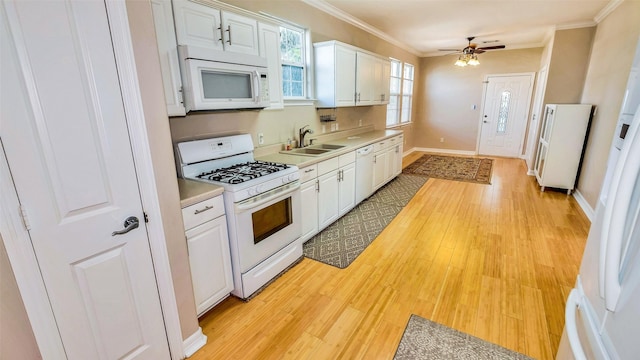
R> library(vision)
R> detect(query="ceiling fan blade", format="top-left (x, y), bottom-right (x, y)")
top-left (438, 48), bottom-right (462, 52)
top-left (474, 49), bottom-right (485, 54)
top-left (477, 45), bottom-right (506, 50)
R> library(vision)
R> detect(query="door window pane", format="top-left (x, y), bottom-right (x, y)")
top-left (497, 91), bottom-right (511, 133)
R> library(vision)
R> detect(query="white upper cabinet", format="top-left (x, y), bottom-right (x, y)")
top-left (258, 22), bottom-right (284, 109)
top-left (173, 0), bottom-right (259, 56)
top-left (314, 41), bottom-right (391, 108)
top-left (150, 0), bottom-right (186, 116)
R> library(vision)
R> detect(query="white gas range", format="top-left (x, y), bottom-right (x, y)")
top-left (177, 134), bottom-right (302, 299)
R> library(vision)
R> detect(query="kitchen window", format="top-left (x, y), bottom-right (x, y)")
top-left (386, 60), bottom-right (414, 127)
top-left (280, 25), bottom-right (306, 99)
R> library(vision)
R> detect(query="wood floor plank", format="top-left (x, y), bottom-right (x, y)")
top-left (191, 154), bottom-right (589, 360)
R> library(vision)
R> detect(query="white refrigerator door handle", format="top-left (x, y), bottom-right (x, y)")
top-left (600, 104), bottom-right (640, 311)
top-left (565, 289), bottom-right (588, 360)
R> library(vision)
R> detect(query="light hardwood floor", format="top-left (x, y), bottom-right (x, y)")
top-left (191, 153), bottom-right (590, 360)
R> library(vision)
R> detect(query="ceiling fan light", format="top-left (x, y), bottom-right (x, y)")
top-left (455, 57), bottom-right (467, 67)
top-left (468, 56), bottom-right (480, 66)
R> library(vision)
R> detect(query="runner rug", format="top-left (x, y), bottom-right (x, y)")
top-left (403, 154), bottom-right (494, 185)
top-left (394, 314), bottom-right (534, 359)
top-left (303, 174), bottom-right (427, 269)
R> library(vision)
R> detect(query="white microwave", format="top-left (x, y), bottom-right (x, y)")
top-left (178, 45), bottom-right (270, 112)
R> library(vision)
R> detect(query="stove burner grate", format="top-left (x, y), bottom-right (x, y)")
top-left (196, 160), bottom-right (290, 184)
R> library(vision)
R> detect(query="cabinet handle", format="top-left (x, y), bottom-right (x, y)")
top-left (216, 26), bottom-right (222, 42)
top-left (304, 168), bottom-right (315, 173)
top-left (374, 155), bottom-right (377, 164)
top-left (357, 93), bottom-right (361, 102)
top-left (194, 205), bottom-right (213, 215)
top-left (315, 179), bottom-right (319, 192)
top-left (225, 25), bottom-right (231, 45)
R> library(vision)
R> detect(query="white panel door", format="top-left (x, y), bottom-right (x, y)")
top-left (356, 52), bottom-right (376, 106)
top-left (338, 163), bottom-right (356, 216)
top-left (335, 45), bottom-right (357, 107)
top-left (318, 170), bottom-right (340, 230)
top-left (300, 180), bottom-right (319, 242)
top-left (173, 0), bottom-right (223, 50)
top-left (479, 74), bottom-right (534, 157)
top-left (1, 1), bottom-right (170, 359)
top-left (258, 22), bottom-right (284, 109)
top-left (221, 11), bottom-right (259, 55)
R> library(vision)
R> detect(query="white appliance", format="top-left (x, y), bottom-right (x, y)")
top-left (178, 45), bottom-right (270, 112)
top-left (557, 110), bottom-right (640, 357)
top-left (177, 134), bottom-right (302, 299)
top-left (355, 144), bottom-right (374, 203)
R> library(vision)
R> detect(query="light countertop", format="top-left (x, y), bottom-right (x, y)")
top-left (177, 129), bottom-right (403, 206)
top-left (178, 178), bottom-right (224, 208)
top-left (256, 129), bottom-right (403, 168)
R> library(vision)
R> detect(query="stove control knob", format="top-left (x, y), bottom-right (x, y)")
top-left (248, 188), bottom-right (256, 196)
top-left (256, 185), bottom-right (264, 193)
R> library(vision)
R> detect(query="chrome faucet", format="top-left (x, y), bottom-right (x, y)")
top-left (299, 125), bottom-right (314, 147)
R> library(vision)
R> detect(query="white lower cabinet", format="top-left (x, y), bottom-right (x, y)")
top-left (300, 175), bottom-right (319, 242)
top-left (182, 195), bottom-right (233, 316)
top-left (373, 135), bottom-right (403, 191)
top-left (299, 151), bottom-right (356, 237)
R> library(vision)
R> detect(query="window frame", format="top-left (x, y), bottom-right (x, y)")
top-left (279, 23), bottom-right (310, 102)
top-left (386, 59), bottom-right (414, 128)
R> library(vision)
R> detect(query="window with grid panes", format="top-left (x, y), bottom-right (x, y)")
top-left (386, 60), bottom-right (414, 127)
top-left (280, 25), bottom-right (306, 98)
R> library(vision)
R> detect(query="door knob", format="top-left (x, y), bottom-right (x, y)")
top-left (112, 216), bottom-right (140, 236)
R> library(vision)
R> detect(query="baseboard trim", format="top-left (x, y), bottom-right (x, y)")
top-left (572, 189), bottom-right (594, 222)
top-left (413, 147), bottom-right (477, 156)
top-left (527, 169), bottom-right (535, 176)
top-left (183, 327), bottom-right (207, 358)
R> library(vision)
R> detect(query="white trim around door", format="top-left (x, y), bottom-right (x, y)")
top-left (0, 1), bottom-right (185, 359)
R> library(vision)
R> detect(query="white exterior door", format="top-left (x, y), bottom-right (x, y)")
top-left (1, 1), bottom-right (170, 359)
top-left (478, 74), bottom-right (534, 157)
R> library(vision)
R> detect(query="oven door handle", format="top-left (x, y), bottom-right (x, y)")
top-left (235, 181), bottom-right (300, 212)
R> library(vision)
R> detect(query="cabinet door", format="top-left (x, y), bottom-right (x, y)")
top-left (258, 22), bottom-right (283, 109)
top-left (335, 45), bottom-right (357, 106)
top-left (186, 215), bottom-right (233, 316)
top-left (221, 11), bottom-right (259, 55)
top-left (380, 58), bottom-right (391, 104)
top-left (173, 0), bottom-right (223, 50)
top-left (300, 179), bottom-right (319, 242)
top-left (394, 143), bottom-right (403, 175)
top-left (356, 52), bottom-right (375, 106)
top-left (339, 163), bottom-right (356, 215)
top-left (373, 150), bottom-right (389, 190)
top-left (150, 0), bottom-right (185, 116)
top-left (318, 170), bottom-right (340, 230)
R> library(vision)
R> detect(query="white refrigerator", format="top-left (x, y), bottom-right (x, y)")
top-left (557, 47), bottom-right (640, 358)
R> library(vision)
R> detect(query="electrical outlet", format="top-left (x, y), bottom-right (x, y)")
top-left (358, 119), bottom-right (362, 126)
top-left (440, 137), bottom-right (445, 143)
top-left (258, 133), bottom-right (264, 145)
top-left (322, 125), bottom-right (326, 133)
top-left (336, 123), bottom-right (339, 130)
top-left (330, 124), bottom-right (336, 131)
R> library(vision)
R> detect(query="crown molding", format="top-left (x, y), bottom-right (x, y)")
top-left (594, 0), bottom-right (624, 23)
top-left (556, 21), bottom-right (598, 31)
top-left (301, 0), bottom-right (421, 56)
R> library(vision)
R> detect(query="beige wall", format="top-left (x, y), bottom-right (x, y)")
top-left (126, 0), bottom-right (199, 340)
top-left (169, 0), bottom-right (420, 152)
top-left (0, 237), bottom-right (42, 360)
top-left (415, 48), bottom-right (543, 151)
top-left (544, 27), bottom-right (596, 105)
top-left (577, 0), bottom-right (640, 208)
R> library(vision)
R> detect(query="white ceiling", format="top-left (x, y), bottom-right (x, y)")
top-left (303, 0), bottom-right (620, 56)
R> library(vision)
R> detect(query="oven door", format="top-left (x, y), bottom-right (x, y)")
top-left (233, 182), bottom-right (301, 273)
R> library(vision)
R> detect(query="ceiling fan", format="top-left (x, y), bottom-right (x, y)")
top-left (439, 37), bottom-right (505, 66)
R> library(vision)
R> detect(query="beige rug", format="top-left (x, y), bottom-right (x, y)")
top-left (394, 315), bottom-right (533, 359)
top-left (403, 154), bottom-right (493, 185)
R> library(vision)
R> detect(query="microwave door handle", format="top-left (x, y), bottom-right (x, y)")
top-left (253, 70), bottom-right (261, 103)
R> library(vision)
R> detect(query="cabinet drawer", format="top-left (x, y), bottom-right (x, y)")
top-left (338, 151), bottom-right (355, 166)
top-left (318, 157), bottom-right (340, 175)
top-left (299, 164), bottom-right (318, 183)
top-left (374, 139), bottom-right (389, 152)
top-left (182, 195), bottom-right (225, 231)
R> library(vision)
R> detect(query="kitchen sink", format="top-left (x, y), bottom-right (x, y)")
top-left (308, 144), bottom-right (345, 150)
top-left (280, 147), bottom-right (332, 156)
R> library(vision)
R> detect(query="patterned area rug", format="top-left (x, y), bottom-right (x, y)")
top-left (394, 315), bottom-right (533, 359)
top-left (303, 174), bottom-right (427, 269)
top-left (403, 154), bottom-right (493, 185)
